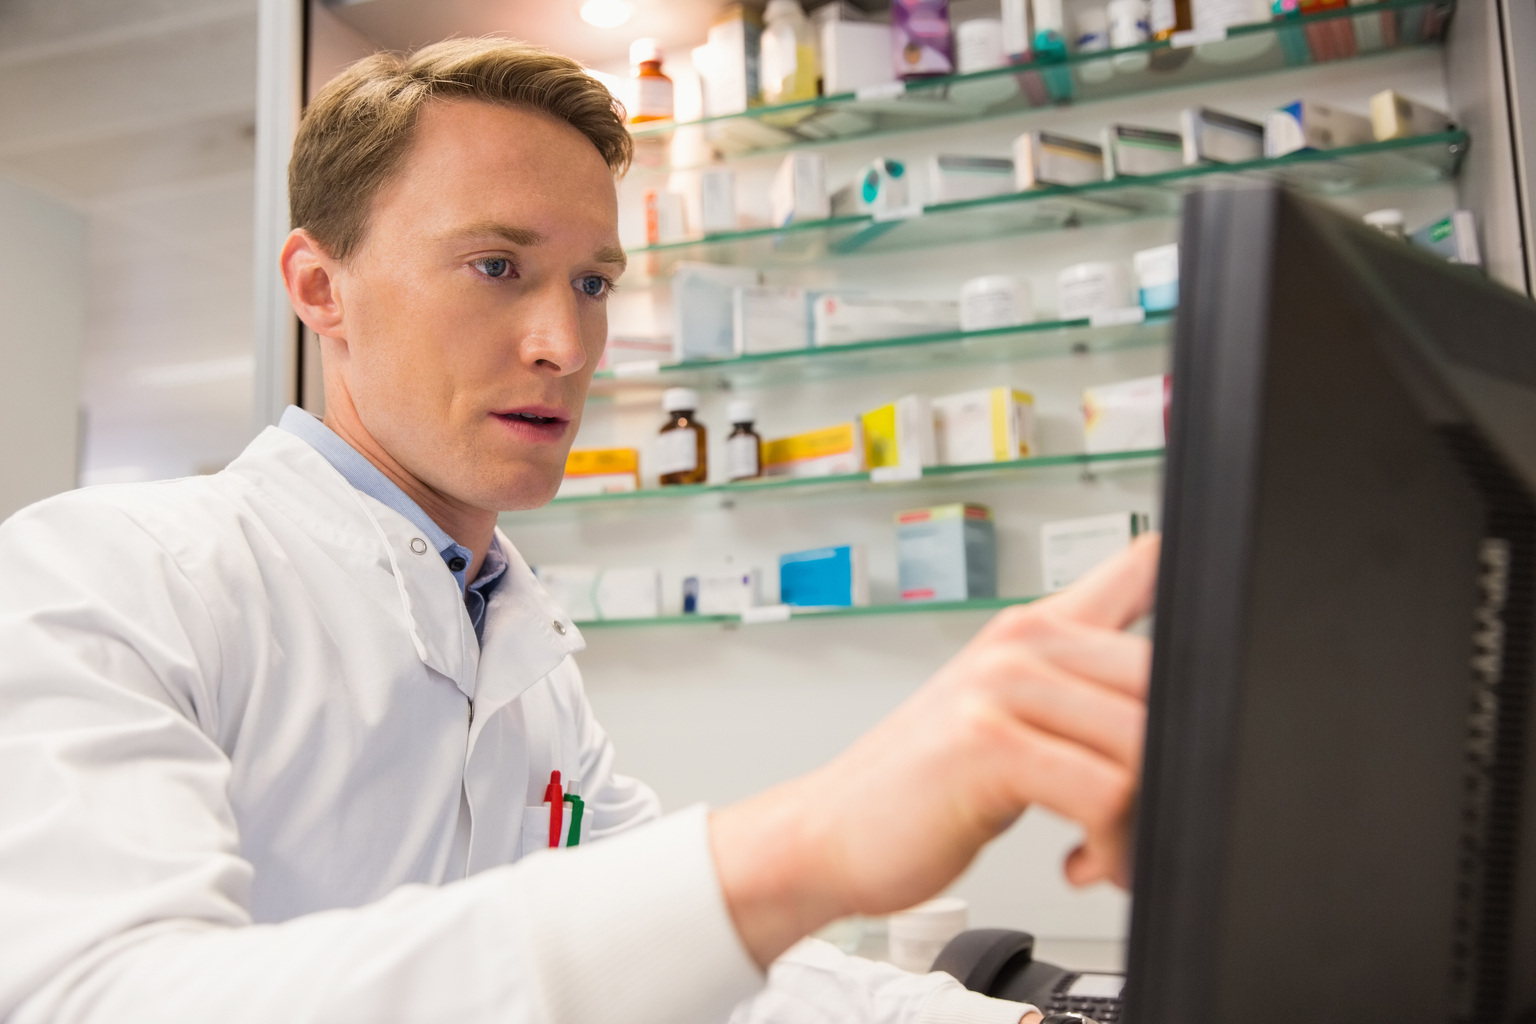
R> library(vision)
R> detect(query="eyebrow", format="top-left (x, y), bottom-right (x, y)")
top-left (451, 222), bottom-right (627, 273)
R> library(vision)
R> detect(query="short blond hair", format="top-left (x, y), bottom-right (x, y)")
top-left (290, 37), bottom-right (632, 260)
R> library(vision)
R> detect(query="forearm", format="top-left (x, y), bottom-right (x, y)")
top-left (14, 809), bottom-right (761, 1024)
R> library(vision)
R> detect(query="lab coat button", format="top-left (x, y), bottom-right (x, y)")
top-left (552, 620), bottom-right (567, 635)
top-left (409, 538), bottom-right (428, 554)
top-left (448, 556), bottom-right (467, 572)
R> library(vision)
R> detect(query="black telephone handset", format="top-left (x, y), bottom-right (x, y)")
top-left (930, 929), bottom-right (1125, 1023)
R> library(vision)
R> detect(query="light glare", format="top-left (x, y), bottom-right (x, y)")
top-left (580, 0), bottom-right (633, 28)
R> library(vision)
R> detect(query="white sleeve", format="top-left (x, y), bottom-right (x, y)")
top-left (0, 498), bottom-right (762, 1024)
top-left (726, 939), bottom-right (1037, 1024)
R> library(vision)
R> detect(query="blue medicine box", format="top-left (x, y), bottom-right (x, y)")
top-left (779, 545), bottom-right (868, 608)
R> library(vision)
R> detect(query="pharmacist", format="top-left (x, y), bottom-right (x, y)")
top-left (0, 38), bottom-right (1156, 1024)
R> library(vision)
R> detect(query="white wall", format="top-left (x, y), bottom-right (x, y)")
top-left (0, 176), bottom-right (84, 520)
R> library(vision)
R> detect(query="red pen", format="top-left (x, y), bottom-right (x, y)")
top-left (544, 770), bottom-right (564, 849)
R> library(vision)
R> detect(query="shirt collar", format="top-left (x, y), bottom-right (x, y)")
top-left (278, 406), bottom-right (478, 591)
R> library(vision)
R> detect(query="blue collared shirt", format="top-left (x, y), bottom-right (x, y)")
top-left (279, 406), bottom-right (508, 642)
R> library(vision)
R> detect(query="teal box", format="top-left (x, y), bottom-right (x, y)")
top-left (779, 545), bottom-right (868, 607)
top-left (896, 504), bottom-right (997, 602)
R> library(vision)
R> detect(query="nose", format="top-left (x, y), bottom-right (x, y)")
top-left (517, 279), bottom-right (589, 376)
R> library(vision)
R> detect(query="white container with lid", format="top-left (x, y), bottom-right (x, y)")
top-left (888, 897), bottom-right (969, 974)
top-left (959, 275), bottom-right (1034, 331)
top-left (663, 387), bottom-right (701, 413)
top-left (1074, 6), bottom-right (1114, 84)
top-left (1107, 0), bottom-right (1150, 73)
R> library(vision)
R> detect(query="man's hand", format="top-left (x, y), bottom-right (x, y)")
top-left (712, 534), bottom-right (1159, 967)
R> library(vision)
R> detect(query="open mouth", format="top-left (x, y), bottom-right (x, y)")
top-left (496, 411), bottom-right (563, 426)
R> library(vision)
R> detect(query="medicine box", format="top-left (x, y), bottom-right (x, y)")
top-left (1013, 131), bottom-right (1105, 190)
top-left (779, 544), bottom-right (869, 608)
top-left (533, 566), bottom-right (663, 620)
top-left (860, 394), bottom-right (937, 474)
top-left (892, 0), bottom-right (955, 77)
top-left (1039, 512), bottom-right (1151, 593)
top-left (734, 286), bottom-right (810, 355)
top-left (672, 263), bottom-right (761, 361)
top-left (701, 5), bottom-right (761, 117)
top-left (698, 167), bottom-right (738, 234)
top-left (931, 387), bottom-right (1037, 465)
top-left (1180, 107), bottom-right (1265, 165)
top-left (896, 504), bottom-right (998, 602)
top-left (598, 335), bottom-right (672, 371)
top-left (926, 154), bottom-right (1016, 204)
top-left (831, 158), bottom-right (917, 219)
top-left (1083, 375), bottom-right (1169, 454)
top-left (1264, 100), bottom-right (1373, 158)
top-left (1370, 90), bottom-right (1450, 141)
top-left (770, 152), bottom-right (830, 227)
top-left (812, 294), bottom-right (960, 346)
top-left (684, 568), bottom-right (763, 615)
top-left (762, 422), bottom-right (865, 478)
top-left (1411, 210), bottom-right (1482, 266)
top-left (1102, 125), bottom-right (1185, 178)
top-left (1133, 243), bottom-right (1179, 314)
top-left (820, 19), bottom-right (895, 96)
top-left (558, 448), bottom-right (640, 497)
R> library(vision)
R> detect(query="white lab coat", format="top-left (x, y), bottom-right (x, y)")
top-left (0, 427), bottom-right (1028, 1024)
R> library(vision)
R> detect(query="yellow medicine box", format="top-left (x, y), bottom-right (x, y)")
top-left (931, 387), bottom-right (1037, 465)
top-left (559, 447), bottom-right (640, 497)
top-left (762, 423), bottom-right (864, 478)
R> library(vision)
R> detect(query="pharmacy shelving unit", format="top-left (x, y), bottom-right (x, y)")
top-left (491, 0), bottom-right (1466, 631)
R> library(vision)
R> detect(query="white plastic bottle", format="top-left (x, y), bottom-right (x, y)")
top-left (760, 0), bottom-right (818, 106)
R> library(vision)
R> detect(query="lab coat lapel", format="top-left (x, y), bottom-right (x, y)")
top-left (367, 504), bottom-right (478, 696)
top-left (470, 529), bottom-right (583, 736)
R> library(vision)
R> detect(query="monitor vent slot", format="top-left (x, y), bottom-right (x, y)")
top-left (1441, 426), bottom-right (1535, 1024)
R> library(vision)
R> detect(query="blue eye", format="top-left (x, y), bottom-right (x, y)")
top-left (578, 275), bottom-right (611, 298)
top-left (473, 257), bottom-right (513, 278)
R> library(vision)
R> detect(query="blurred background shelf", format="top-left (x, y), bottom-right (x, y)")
top-left (573, 593), bottom-right (1041, 630)
top-left (625, 0), bottom-right (1454, 172)
top-left (592, 313), bottom-right (1173, 394)
top-left (627, 131), bottom-right (1467, 278)
top-left (501, 448), bottom-right (1165, 524)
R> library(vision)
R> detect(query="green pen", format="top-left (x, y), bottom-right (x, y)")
top-left (563, 793), bottom-right (585, 846)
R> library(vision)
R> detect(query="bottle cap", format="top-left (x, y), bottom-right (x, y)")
top-left (727, 399), bottom-right (755, 424)
top-left (630, 38), bottom-right (663, 66)
top-left (663, 387), bottom-right (700, 412)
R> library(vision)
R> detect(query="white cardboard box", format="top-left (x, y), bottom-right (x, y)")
top-left (1040, 512), bottom-right (1152, 593)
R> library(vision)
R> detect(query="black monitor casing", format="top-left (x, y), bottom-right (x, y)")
top-left (1125, 185), bottom-right (1536, 1024)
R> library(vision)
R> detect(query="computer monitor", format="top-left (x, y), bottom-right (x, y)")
top-left (1125, 184), bottom-right (1536, 1024)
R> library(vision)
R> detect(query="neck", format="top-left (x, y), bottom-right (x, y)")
top-left (321, 396), bottom-right (498, 579)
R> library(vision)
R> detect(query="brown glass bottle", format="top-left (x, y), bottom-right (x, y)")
top-left (658, 387), bottom-right (707, 486)
top-left (1149, 0), bottom-right (1194, 69)
top-left (725, 399), bottom-right (763, 481)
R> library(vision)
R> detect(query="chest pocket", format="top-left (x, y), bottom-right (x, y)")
top-left (519, 799), bottom-right (593, 859)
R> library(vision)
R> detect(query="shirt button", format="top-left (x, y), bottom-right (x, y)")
top-left (409, 538), bottom-right (428, 554)
top-left (552, 620), bottom-right (567, 635)
top-left (448, 556), bottom-right (467, 572)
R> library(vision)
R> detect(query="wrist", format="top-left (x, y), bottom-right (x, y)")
top-left (709, 775), bottom-right (847, 967)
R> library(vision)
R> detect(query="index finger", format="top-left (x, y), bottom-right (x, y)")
top-left (1038, 532), bottom-right (1161, 630)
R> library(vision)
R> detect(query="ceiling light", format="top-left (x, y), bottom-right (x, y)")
top-left (580, 0), bottom-right (633, 28)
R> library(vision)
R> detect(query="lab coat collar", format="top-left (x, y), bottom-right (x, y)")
top-left (226, 428), bottom-right (581, 696)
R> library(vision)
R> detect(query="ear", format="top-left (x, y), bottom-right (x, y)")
top-left (281, 229), bottom-right (346, 341)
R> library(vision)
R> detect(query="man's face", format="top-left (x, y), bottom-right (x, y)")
top-left (328, 99), bottom-right (624, 511)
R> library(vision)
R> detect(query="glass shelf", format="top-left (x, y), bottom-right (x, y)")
top-left (574, 594), bottom-right (1041, 630)
top-left (626, 131), bottom-right (1467, 279)
top-left (593, 313), bottom-right (1172, 394)
top-left (499, 448), bottom-right (1164, 526)
top-left (627, 0), bottom-right (1453, 172)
